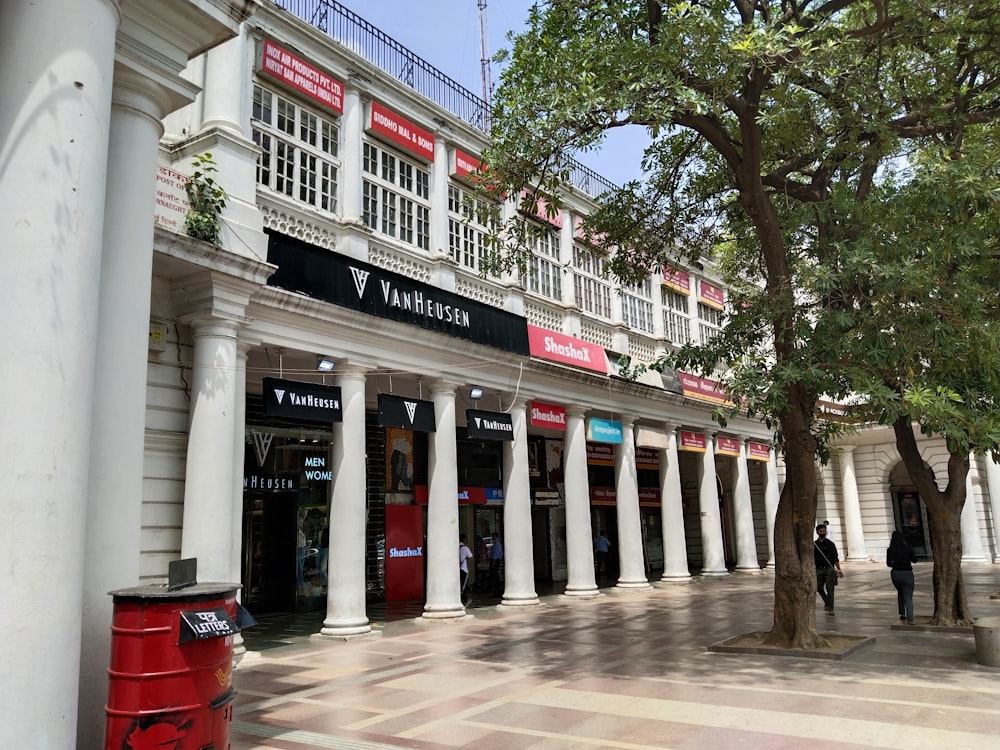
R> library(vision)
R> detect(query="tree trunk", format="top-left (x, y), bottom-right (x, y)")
top-left (764, 385), bottom-right (827, 648)
top-left (892, 417), bottom-right (974, 627)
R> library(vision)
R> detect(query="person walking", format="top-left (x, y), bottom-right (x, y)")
top-left (814, 523), bottom-right (843, 615)
top-left (487, 532), bottom-right (504, 597)
top-left (459, 535), bottom-right (474, 606)
top-left (887, 530), bottom-right (918, 624)
top-left (594, 530), bottom-right (611, 579)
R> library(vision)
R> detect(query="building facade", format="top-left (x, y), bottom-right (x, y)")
top-left (2, 1), bottom-right (998, 747)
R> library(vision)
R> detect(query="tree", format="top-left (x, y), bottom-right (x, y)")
top-left (481, 1), bottom-right (1000, 646)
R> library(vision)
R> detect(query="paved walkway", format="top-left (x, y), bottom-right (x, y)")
top-left (232, 562), bottom-right (1000, 749)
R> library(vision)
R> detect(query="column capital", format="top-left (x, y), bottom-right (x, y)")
top-left (565, 403), bottom-right (588, 418)
top-left (836, 444), bottom-right (857, 456)
top-left (426, 377), bottom-right (463, 395)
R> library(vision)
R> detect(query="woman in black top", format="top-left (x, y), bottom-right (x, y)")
top-left (887, 531), bottom-right (918, 624)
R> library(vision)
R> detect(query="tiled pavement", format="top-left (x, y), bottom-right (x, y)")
top-left (232, 563), bottom-right (1000, 749)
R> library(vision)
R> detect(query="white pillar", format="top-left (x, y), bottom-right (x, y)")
top-left (732, 440), bottom-right (761, 572)
top-left (615, 418), bottom-right (651, 588)
top-left (962, 460), bottom-right (987, 561)
top-left (763, 449), bottom-right (781, 568)
top-left (837, 446), bottom-right (868, 562)
top-left (341, 84), bottom-right (363, 223)
top-left (698, 434), bottom-right (728, 576)
top-left (983, 454), bottom-right (1000, 562)
top-left (564, 405), bottom-right (598, 596)
top-left (200, 31), bottom-right (245, 134)
top-left (320, 367), bottom-right (372, 636)
top-left (423, 381), bottom-right (464, 618)
top-left (431, 133), bottom-right (450, 258)
top-left (231, 340), bottom-right (251, 661)
top-left (0, 2), bottom-right (117, 747)
top-left (501, 397), bottom-right (539, 607)
top-left (180, 317), bottom-right (242, 581)
top-left (660, 425), bottom-right (691, 582)
top-left (79, 68), bottom-right (178, 747)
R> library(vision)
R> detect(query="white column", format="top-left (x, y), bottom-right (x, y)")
top-left (341, 84), bottom-right (363, 223)
top-left (983, 454), bottom-right (1000, 562)
top-left (698, 434), bottom-right (728, 576)
top-left (615, 418), bottom-right (651, 588)
top-left (423, 381), bottom-right (464, 619)
top-left (837, 446), bottom-right (868, 562)
top-left (501, 397), bottom-right (539, 607)
top-left (320, 367), bottom-right (372, 636)
top-left (564, 405), bottom-right (599, 595)
top-left (732, 440), bottom-right (761, 572)
top-left (180, 317), bottom-right (242, 581)
top-left (660, 425), bottom-right (690, 582)
top-left (962, 461), bottom-right (987, 561)
top-left (763, 449), bottom-right (781, 568)
top-left (431, 134), bottom-right (450, 258)
top-left (231, 340), bottom-right (251, 661)
top-left (0, 2), bottom-right (117, 747)
top-left (200, 31), bottom-right (245, 134)
top-left (77, 67), bottom-right (167, 748)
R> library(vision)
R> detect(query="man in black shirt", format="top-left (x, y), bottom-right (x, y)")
top-left (814, 523), bottom-right (843, 615)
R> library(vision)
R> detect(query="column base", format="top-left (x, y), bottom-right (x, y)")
top-left (421, 604), bottom-right (467, 620)
top-left (562, 585), bottom-right (600, 598)
top-left (699, 570), bottom-right (730, 578)
top-left (845, 555), bottom-right (870, 563)
top-left (314, 627), bottom-right (378, 641)
top-left (659, 573), bottom-right (693, 583)
top-left (317, 618), bottom-right (373, 639)
top-left (734, 565), bottom-right (764, 574)
top-left (614, 580), bottom-right (652, 590)
top-left (500, 594), bottom-right (541, 608)
top-left (962, 554), bottom-right (989, 563)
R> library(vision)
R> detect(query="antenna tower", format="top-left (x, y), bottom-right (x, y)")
top-left (478, 0), bottom-right (493, 130)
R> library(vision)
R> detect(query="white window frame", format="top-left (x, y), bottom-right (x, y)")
top-left (622, 278), bottom-right (654, 333)
top-left (448, 183), bottom-right (499, 274)
top-left (362, 141), bottom-right (431, 250)
top-left (523, 224), bottom-right (562, 301)
top-left (572, 245), bottom-right (611, 319)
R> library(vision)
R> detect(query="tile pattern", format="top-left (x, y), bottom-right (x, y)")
top-left (233, 564), bottom-right (1000, 749)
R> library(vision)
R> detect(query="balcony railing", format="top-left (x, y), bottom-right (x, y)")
top-left (275, 0), bottom-right (617, 199)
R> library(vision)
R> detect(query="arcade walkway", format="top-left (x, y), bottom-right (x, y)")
top-left (233, 563), bottom-right (1000, 749)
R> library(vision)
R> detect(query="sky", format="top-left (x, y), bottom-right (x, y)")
top-left (340, 0), bottom-right (650, 187)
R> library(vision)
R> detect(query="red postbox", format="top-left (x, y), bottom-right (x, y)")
top-left (105, 582), bottom-right (242, 750)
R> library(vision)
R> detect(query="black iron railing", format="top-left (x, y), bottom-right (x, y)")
top-left (274, 0), bottom-right (618, 199)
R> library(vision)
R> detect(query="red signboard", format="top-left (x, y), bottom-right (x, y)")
top-left (679, 372), bottom-right (729, 404)
top-left (699, 280), bottom-right (725, 310)
top-left (639, 487), bottom-right (662, 506)
top-left (590, 486), bottom-right (616, 505)
top-left (748, 441), bottom-right (771, 461)
top-left (662, 266), bottom-right (691, 295)
top-left (586, 442), bottom-right (615, 466)
top-left (527, 325), bottom-right (608, 374)
top-left (519, 189), bottom-right (564, 228)
top-left (413, 486), bottom-right (490, 505)
top-left (679, 430), bottom-right (707, 452)
top-left (452, 148), bottom-right (482, 179)
top-left (529, 401), bottom-right (566, 431)
top-left (636, 447), bottom-right (659, 470)
top-left (716, 436), bottom-right (741, 457)
top-left (384, 505), bottom-right (424, 602)
top-left (368, 101), bottom-right (435, 162)
top-left (259, 39), bottom-right (343, 114)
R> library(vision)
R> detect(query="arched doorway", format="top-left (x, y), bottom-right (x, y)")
top-left (888, 461), bottom-right (933, 560)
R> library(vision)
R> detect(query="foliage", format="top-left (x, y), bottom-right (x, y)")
top-left (481, 0), bottom-right (1000, 644)
top-left (184, 152), bottom-right (227, 245)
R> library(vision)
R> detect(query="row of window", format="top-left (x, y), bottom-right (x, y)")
top-left (250, 82), bottom-right (725, 344)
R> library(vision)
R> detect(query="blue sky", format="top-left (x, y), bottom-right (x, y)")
top-left (343, 1), bottom-right (649, 186)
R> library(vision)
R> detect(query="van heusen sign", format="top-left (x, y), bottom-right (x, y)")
top-left (263, 377), bottom-right (342, 423)
top-left (266, 232), bottom-right (531, 355)
top-left (378, 393), bottom-right (436, 432)
top-left (465, 409), bottom-right (514, 441)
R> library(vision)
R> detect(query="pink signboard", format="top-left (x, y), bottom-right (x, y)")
top-left (529, 401), bottom-right (566, 431)
top-left (259, 39), bottom-right (343, 114)
top-left (384, 505), bottom-right (424, 602)
top-left (519, 190), bottom-right (564, 228)
top-left (678, 430), bottom-right (707, 452)
top-left (699, 280), bottom-right (725, 310)
top-left (748, 441), bottom-right (772, 461)
top-left (368, 101), bottom-right (434, 162)
top-left (662, 266), bottom-right (691, 295)
top-left (716, 436), bottom-right (741, 457)
top-left (527, 325), bottom-right (608, 374)
top-left (679, 372), bottom-right (729, 404)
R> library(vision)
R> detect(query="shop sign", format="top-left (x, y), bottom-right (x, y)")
top-left (303, 455), bottom-right (332, 481)
top-left (586, 442), bottom-right (615, 466)
top-left (529, 401), bottom-right (566, 431)
top-left (484, 488), bottom-right (504, 505)
top-left (267, 232), bottom-right (531, 355)
top-left (662, 266), bottom-right (691, 295)
top-left (413, 486), bottom-right (497, 505)
top-left (153, 165), bottom-right (190, 233)
top-left (451, 148), bottom-right (483, 179)
top-left (636, 447), bottom-right (659, 470)
top-left (587, 418), bottom-right (623, 444)
top-left (748, 441), bottom-right (772, 461)
top-left (639, 488), bottom-right (661, 506)
top-left (699, 280), bottom-right (725, 310)
top-left (368, 101), bottom-right (434, 162)
top-left (716, 436), bottom-right (741, 457)
top-left (527, 325), bottom-right (608, 374)
top-left (243, 472), bottom-right (298, 491)
top-left (263, 377), bottom-right (342, 423)
top-left (385, 505), bottom-right (424, 601)
top-left (678, 430), bottom-right (707, 452)
top-left (378, 393), bottom-right (436, 433)
top-left (518, 189), bottom-right (564, 228)
top-left (660, 368), bottom-right (684, 394)
top-left (590, 487), bottom-right (616, 505)
top-left (679, 372), bottom-right (729, 404)
top-left (258, 39), bottom-right (344, 114)
top-left (465, 409), bottom-right (514, 441)
top-left (532, 489), bottom-right (562, 506)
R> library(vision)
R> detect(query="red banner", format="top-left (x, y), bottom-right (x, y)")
top-left (368, 101), bottom-right (435, 162)
top-left (586, 442), bottom-right (615, 466)
top-left (748, 441), bottom-right (771, 461)
top-left (451, 148), bottom-right (482, 179)
top-left (639, 487), bottom-right (662, 506)
top-left (679, 430), bottom-right (707, 452)
top-left (590, 486), bottom-right (616, 505)
top-left (259, 39), bottom-right (343, 114)
top-left (716, 436), bottom-right (741, 456)
top-left (385, 505), bottom-right (424, 602)
top-left (679, 372), bottom-right (729, 404)
top-left (519, 190), bottom-right (564, 228)
top-left (529, 401), bottom-right (566, 431)
top-left (528, 325), bottom-right (608, 373)
top-left (662, 266), bottom-right (691, 295)
top-left (699, 280), bottom-right (725, 310)
top-left (636, 447), bottom-right (659, 470)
